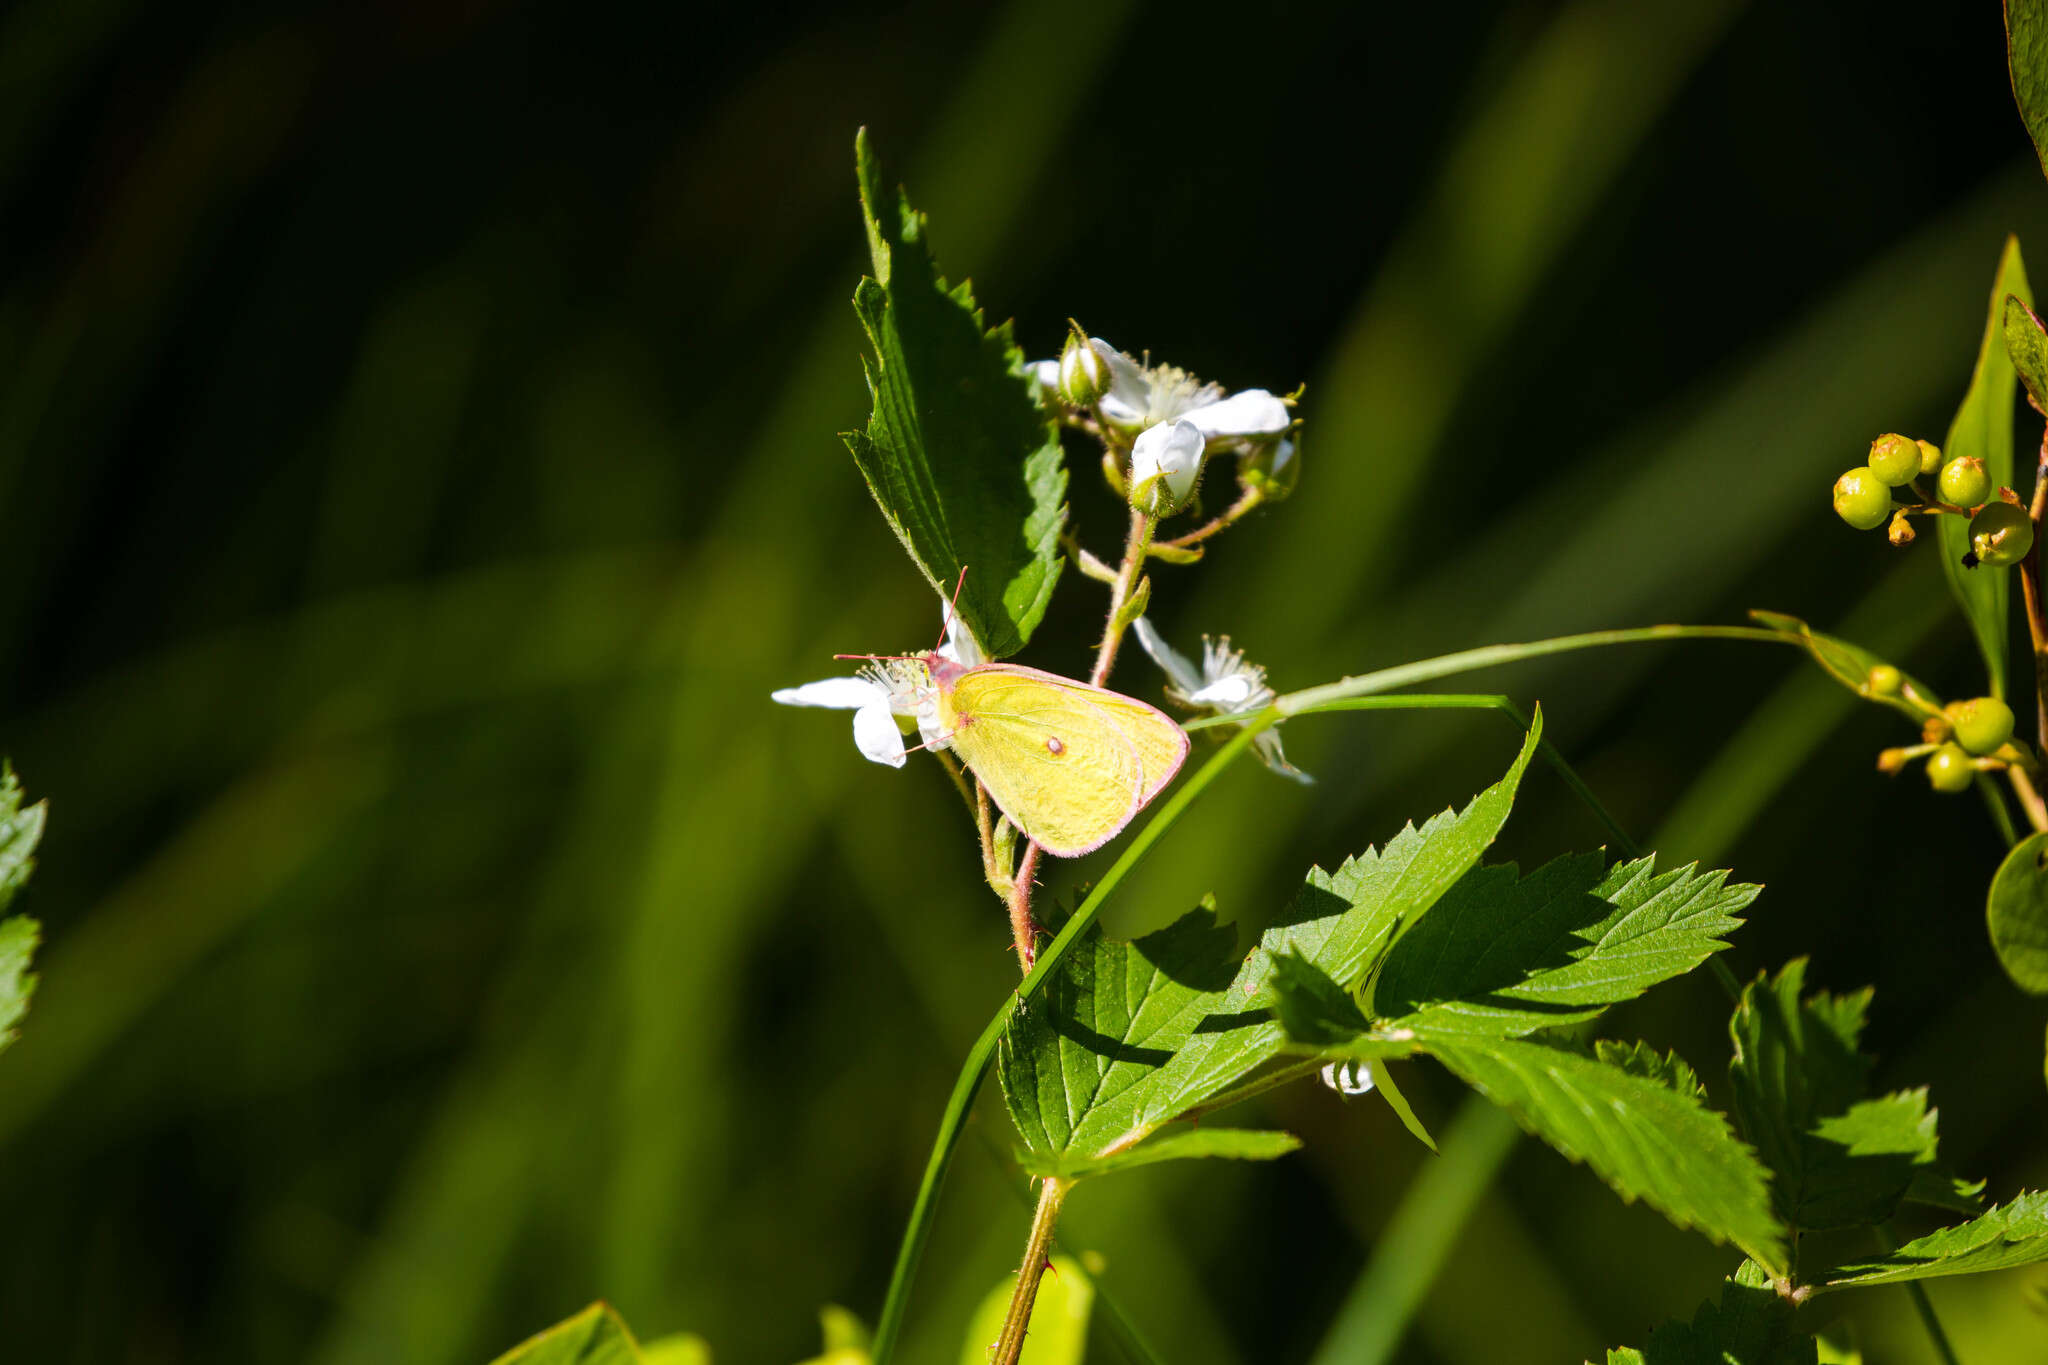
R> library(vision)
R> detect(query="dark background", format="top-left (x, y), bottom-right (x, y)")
top-left (1, 0), bottom-right (2045, 1360)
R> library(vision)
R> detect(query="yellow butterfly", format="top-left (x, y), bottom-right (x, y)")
top-left (919, 651), bottom-right (1189, 857)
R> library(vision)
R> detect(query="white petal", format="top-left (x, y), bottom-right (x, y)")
top-left (1183, 389), bottom-right (1290, 439)
top-left (853, 700), bottom-right (909, 767)
top-left (773, 676), bottom-right (887, 710)
top-left (1024, 359), bottom-right (1060, 402)
top-left (1190, 675), bottom-right (1256, 706)
top-left (1132, 617), bottom-right (1203, 694)
top-left (1131, 419), bottom-right (1205, 500)
top-left (1094, 339), bottom-right (1152, 427)
top-left (940, 604), bottom-right (985, 667)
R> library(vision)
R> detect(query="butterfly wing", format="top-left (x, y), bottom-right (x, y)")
top-left (942, 670), bottom-right (1145, 857)
top-left (942, 666), bottom-right (1190, 857)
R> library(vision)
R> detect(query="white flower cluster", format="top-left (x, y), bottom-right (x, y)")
top-left (1030, 338), bottom-right (1295, 513)
top-left (1132, 618), bottom-right (1310, 783)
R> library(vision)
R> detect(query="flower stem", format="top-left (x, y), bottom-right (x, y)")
top-left (1091, 510), bottom-right (1156, 687)
top-left (1007, 843), bottom-right (1043, 970)
top-left (2022, 429), bottom-right (2048, 753)
top-left (991, 1178), bottom-right (1070, 1365)
top-left (1152, 485), bottom-right (1263, 552)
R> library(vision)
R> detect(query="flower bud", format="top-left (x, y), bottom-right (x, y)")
top-left (1058, 332), bottom-right (1111, 408)
top-left (1923, 714), bottom-right (1954, 745)
top-left (1867, 433), bottom-right (1922, 486)
top-left (1129, 419), bottom-right (1205, 515)
top-left (1916, 439), bottom-right (1944, 476)
top-left (1833, 467), bottom-right (1892, 531)
top-left (1866, 664), bottom-right (1903, 697)
top-left (1967, 500), bottom-right (2034, 567)
top-left (1887, 510), bottom-right (1916, 546)
top-left (1240, 436), bottom-right (1299, 502)
top-left (1938, 456), bottom-right (1991, 509)
top-left (1876, 746), bottom-right (1912, 775)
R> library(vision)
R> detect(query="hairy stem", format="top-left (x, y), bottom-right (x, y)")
top-left (992, 1178), bottom-right (1070, 1365)
top-left (1153, 485), bottom-right (1263, 551)
top-left (2025, 430), bottom-right (2048, 753)
top-left (1007, 843), bottom-right (1043, 969)
top-left (1091, 510), bottom-right (1156, 686)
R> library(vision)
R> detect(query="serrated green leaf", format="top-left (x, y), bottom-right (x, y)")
top-left (1426, 1035), bottom-right (1785, 1275)
top-left (960, 1255), bottom-right (1092, 1365)
top-left (1020, 1126), bottom-right (1301, 1180)
top-left (1267, 950), bottom-right (1370, 1045)
top-left (1728, 962), bottom-right (1969, 1232)
top-left (1373, 853), bottom-right (1755, 1038)
top-left (0, 915), bottom-right (38, 1056)
top-left (1746, 611), bottom-right (1941, 722)
top-left (2008, 1), bottom-right (2048, 183)
top-left (1597, 1039), bottom-right (1707, 1102)
top-left (2005, 294), bottom-right (2048, 413)
top-left (1600, 1260), bottom-right (1816, 1365)
top-left (998, 904), bottom-right (1242, 1165)
top-left (0, 765), bottom-right (46, 917)
top-left (1814, 1190), bottom-right (2048, 1291)
top-left (1988, 828), bottom-right (2048, 993)
top-left (488, 1304), bottom-right (643, 1365)
top-left (844, 131), bottom-right (1065, 658)
top-left (1935, 238), bottom-right (2030, 699)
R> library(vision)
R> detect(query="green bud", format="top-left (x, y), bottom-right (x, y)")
top-left (1916, 439), bottom-right (1944, 477)
top-left (1926, 742), bottom-right (1976, 794)
top-left (1938, 456), bottom-right (1991, 509)
top-left (1833, 467), bottom-right (1892, 531)
top-left (1867, 433), bottom-right (1922, 486)
top-left (1945, 696), bottom-right (2015, 756)
top-left (1058, 331), bottom-right (1110, 407)
top-left (1865, 664), bottom-right (1903, 697)
top-left (1968, 500), bottom-right (2034, 567)
top-left (1240, 435), bottom-right (1299, 502)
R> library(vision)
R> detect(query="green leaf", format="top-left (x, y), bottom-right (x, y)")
top-left (1814, 1189), bottom-right (2048, 1291)
top-left (1373, 853), bottom-right (1755, 1038)
top-left (1597, 1039), bottom-right (1706, 1102)
top-left (1988, 828), bottom-right (2048, 993)
top-left (817, 1306), bottom-right (869, 1355)
top-left (1598, 1261), bottom-right (1816, 1365)
top-left (1267, 950), bottom-right (1371, 1045)
top-left (1935, 237), bottom-right (2030, 699)
top-left (0, 765), bottom-right (46, 918)
top-left (1427, 1034), bottom-right (1786, 1275)
top-left (1747, 611), bottom-right (1941, 722)
top-left (960, 1254), bottom-right (1093, 1365)
top-left (1020, 1126), bottom-right (1301, 1180)
top-left (2007, 1), bottom-right (2048, 183)
top-left (845, 131), bottom-right (1066, 658)
top-left (0, 915), bottom-right (38, 1056)
top-left (1727, 962), bottom-right (1971, 1232)
top-left (2005, 293), bottom-right (2048, 414)
top-left (488, 1304), bottom-right (643, 1365)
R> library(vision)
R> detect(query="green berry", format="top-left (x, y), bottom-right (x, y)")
top-left (1868, 433), bottom-right (1922, 486)
top-left (1866, 664), bottom-right (1903, 697)
top-left (1946, 696), bottom-right (2015, 756)
top-left (1926, 742), bottom-right (1976, 793)
top-left (1833, 467), bottom-right (1893, 530)
top-left (1916, 439), bottom-right (1944, 476)
top-left (1938, 456), bottom-right (1991, 508)
top-left (1969, 500), bottom-right (2035, 567)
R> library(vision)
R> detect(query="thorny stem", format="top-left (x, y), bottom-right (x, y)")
top-left (992, 1178), bottom-right (1069, 1365)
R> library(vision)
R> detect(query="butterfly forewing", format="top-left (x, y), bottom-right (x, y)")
top-left (939, 665), bottom-right (1189, 857)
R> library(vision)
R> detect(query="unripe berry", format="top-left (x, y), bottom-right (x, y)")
top-left (1916, 439), bottom-right (1944, 477)
top-left (1868, 433), bottom-right (1922, 486)
top-left (1938, 456), bottom-right (1992, 508)
top-left (1866, 664), bottom-right (1903, 697)
top-left (1833, 467), bottom-right (1892, 530)
top-left (1968, 500), bottom-right (2034, 567)
top-left (1926, 742), bottom-right (1976, 793)
top-left (1945, 696), bottom-right (2015, 756)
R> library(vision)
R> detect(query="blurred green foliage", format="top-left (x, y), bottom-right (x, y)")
top-left (3, 2), bottom-right (2048, 1363)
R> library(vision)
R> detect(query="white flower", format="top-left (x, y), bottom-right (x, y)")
top-left (771, 600), bottom-right (984, 767)
top-left (1320, 1059), bottom-right (1376, 1097)
top-left (1087, 338), bottom-right (1291, 448)
top-left (1129, 419), bottom-right (1205, 509)
top-left (1132, 617), bottom-right (1311, 783)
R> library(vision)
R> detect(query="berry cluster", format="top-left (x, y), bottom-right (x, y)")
top-left (1869, 669), bottom-right (2030, 794)
top-left (1832, 432), bottom-right (2034, 566)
